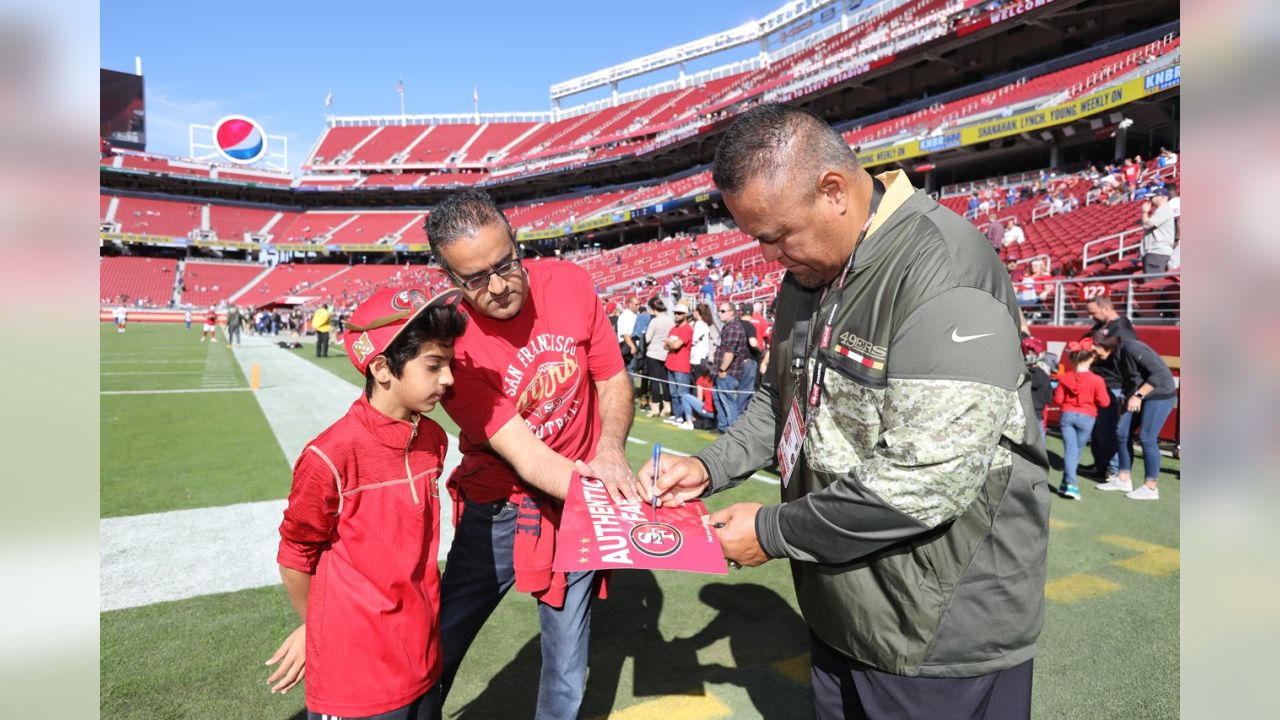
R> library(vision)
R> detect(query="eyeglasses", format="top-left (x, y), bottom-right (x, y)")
top-left (718, 307), bottom-right (732, 313)
top-left (448, 252), bottom-right (522, 292)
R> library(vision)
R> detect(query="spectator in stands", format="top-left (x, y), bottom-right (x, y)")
top-left (700, 275), bottom-right (716, 305)
top-left (984, 214), bottom-right (1004, 251)
top-left (662, 303), bottom-right (695, 427)
top-left (1139, 187), bottom-right (1176, 274)
top-left (226, 305), bottom-right (242, 347)
top-left (1015, 259), bottom-right (1053, 316)
top-left (1002, 217), bottom-right (1026, 246)
top-left (711, 302), bottom-right (749, 433)
top-left (1158, 147), bottom-right (1178, 167)
top-left (1122, 158), bottom-right (1140, 194)
top-left (1081, 295), bottom-right (1137, 481)
top-left (311, 303), bottom-right (332, 357)
top-left (616, 297), bottom-right (639, 368)
top-left (1090, 332), bottom-right (1177, 501)
top-left (1053, 338), bottom-right (1111, 500)
top-left (644, 296), bottom-right (675, 417)
top-left (424, 190), bottom-right (638, 719)
top-left (1167, 183), bottom-right (1181, 270)
top-left (966, 192), bottom-right (980, 218)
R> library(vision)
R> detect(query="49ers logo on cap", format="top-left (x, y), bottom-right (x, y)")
top-left (350, 332), bottom-right (376, 364)
top-left (629, 522), bottom-right (683, 558)
top-left (392, 289), bottom-right (428, 311)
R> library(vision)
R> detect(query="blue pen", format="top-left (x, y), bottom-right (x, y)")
top-left (651, 443), bottom-right (661, 513)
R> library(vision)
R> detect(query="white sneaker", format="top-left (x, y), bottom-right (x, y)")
top-left (662, 416), bottom-right (682, 425)
top-left (1126, 485), bottom-right (1160, 501)
top-left (677, 420), bottom-right (694, 430)
top-left (1096, 478), bottom-right (1133, 492)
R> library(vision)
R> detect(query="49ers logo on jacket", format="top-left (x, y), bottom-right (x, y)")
top-left (502, 333), bottom-right (584, 440)
top-left (629, 522), bottom-right (683, 558)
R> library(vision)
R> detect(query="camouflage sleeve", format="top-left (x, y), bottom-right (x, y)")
top-left (756, 286), bottom-right (1028, 564)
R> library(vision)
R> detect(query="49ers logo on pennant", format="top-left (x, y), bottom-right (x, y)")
top-left (629, 522), bottom-right (683, 558)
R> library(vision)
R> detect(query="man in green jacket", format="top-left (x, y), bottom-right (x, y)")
top-left (642, 104), bottom-right (1050, 719)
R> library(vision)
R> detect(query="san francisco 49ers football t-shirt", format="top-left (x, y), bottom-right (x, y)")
top-left (442, 260), bottom-right (626, 503)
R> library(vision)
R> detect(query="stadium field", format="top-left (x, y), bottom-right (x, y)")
top-left (101, 325), bottom-right (1179, 719)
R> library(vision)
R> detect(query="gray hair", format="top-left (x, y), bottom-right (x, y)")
top-left (425, 189), bottom-right (515, 253)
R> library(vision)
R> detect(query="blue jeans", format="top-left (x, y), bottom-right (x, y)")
top-left (737, 359), bottom-right (759, 413)
top-left (678, 392), bottom-right (714, 421)
top-left (713, 373), bottom-right (741, 432)
top-left (1118, 396), bottom-right (1175, 481)
top-left (667, 371), bottom-right (691, 420)
top-left (1091, 388), bottom-right (1125, 472)
top-left (1059, 412), bottom-right (1096, 487)
top-left (438, 497), bottom-right (594, 719)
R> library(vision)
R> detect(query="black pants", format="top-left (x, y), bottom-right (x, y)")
top-left (316, 331), bottom-right (330, 357)
top-left (810, 634), bottom-right (1032, 720)
top-left (307, 684), bottom-right (441, 720)
top-left (645, 357), bottom-right (668, 405)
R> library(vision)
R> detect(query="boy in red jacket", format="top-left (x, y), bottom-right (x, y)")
top-left (267, 287), bottom-right (466, 720)
top-left (1053, 337), bottom-right (1111, 500)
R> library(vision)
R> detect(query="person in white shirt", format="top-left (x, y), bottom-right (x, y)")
top-left (616, 296), bottom-right (639, 365)
top-left (1003, 218), bottom-right (1026, 246)
top-left (689, 303), bottom-right (717, 370)
top-left (114, 305), bottom-right (127, 333)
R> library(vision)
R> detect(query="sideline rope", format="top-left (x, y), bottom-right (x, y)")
top-left (626, 370), bottom-right (758, 395)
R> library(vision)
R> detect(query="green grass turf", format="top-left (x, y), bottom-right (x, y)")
top-left (101, 331), bottom-right (1179, 718)
top-left (100, 324), bottom-right (291, 517)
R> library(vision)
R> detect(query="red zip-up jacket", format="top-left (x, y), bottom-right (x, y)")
top-left (1053, 368), bottom-right (1111, 417)
top-left (277, 394), bottom-right (447, 717)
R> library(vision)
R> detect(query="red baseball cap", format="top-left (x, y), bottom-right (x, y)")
top-left (344, 287), bottom-right (463, 373)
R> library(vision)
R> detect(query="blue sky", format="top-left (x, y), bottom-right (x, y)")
top-left (100, 0), bottom-right (801, 173)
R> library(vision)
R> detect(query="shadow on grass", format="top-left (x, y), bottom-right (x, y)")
top-left (449, 572), bottom-right (812, 719)
top-left (669, 582), bottom-right (814, 719)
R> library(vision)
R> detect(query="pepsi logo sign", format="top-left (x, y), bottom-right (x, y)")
top-left (212, 115), bottom-right (267, 164)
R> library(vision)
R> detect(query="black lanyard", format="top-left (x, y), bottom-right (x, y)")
top-left (797, 178), bottom-right (885, 416)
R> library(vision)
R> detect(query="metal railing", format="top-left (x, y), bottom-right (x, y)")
top-left (1018, 270), bottom-right (1181, 326)
top-left (1081, 227), bottom-right (1145, 268)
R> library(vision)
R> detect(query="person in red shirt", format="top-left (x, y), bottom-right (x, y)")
top-left (268, 286), bottom-right (467, 720)
top-left (1053, 338), bottom-right (1111, 500)
top-left (201, 306), bottom-right (218, 343)
top-left (663, 302), bottom-right (695, 426)
top-left (425, 190), bottom-right (637, 719)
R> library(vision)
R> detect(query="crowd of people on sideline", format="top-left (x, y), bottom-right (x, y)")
top-left (1018, 294), bottom-right (1176, 503)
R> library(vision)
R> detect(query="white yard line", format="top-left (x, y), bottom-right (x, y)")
top-left (101, 388), bottom-right (252, 396)
top-left (627, 435), bottom-right (780, 485)
top-left (100, 371), bottom-right (205, 375)
top-left (100, 333), bottom-right (461, 612)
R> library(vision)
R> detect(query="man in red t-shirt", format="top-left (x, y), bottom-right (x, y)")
top-left (425, 190), bottom-right (637, 719)
top-left (663, 302), bottom-right (694, 425)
